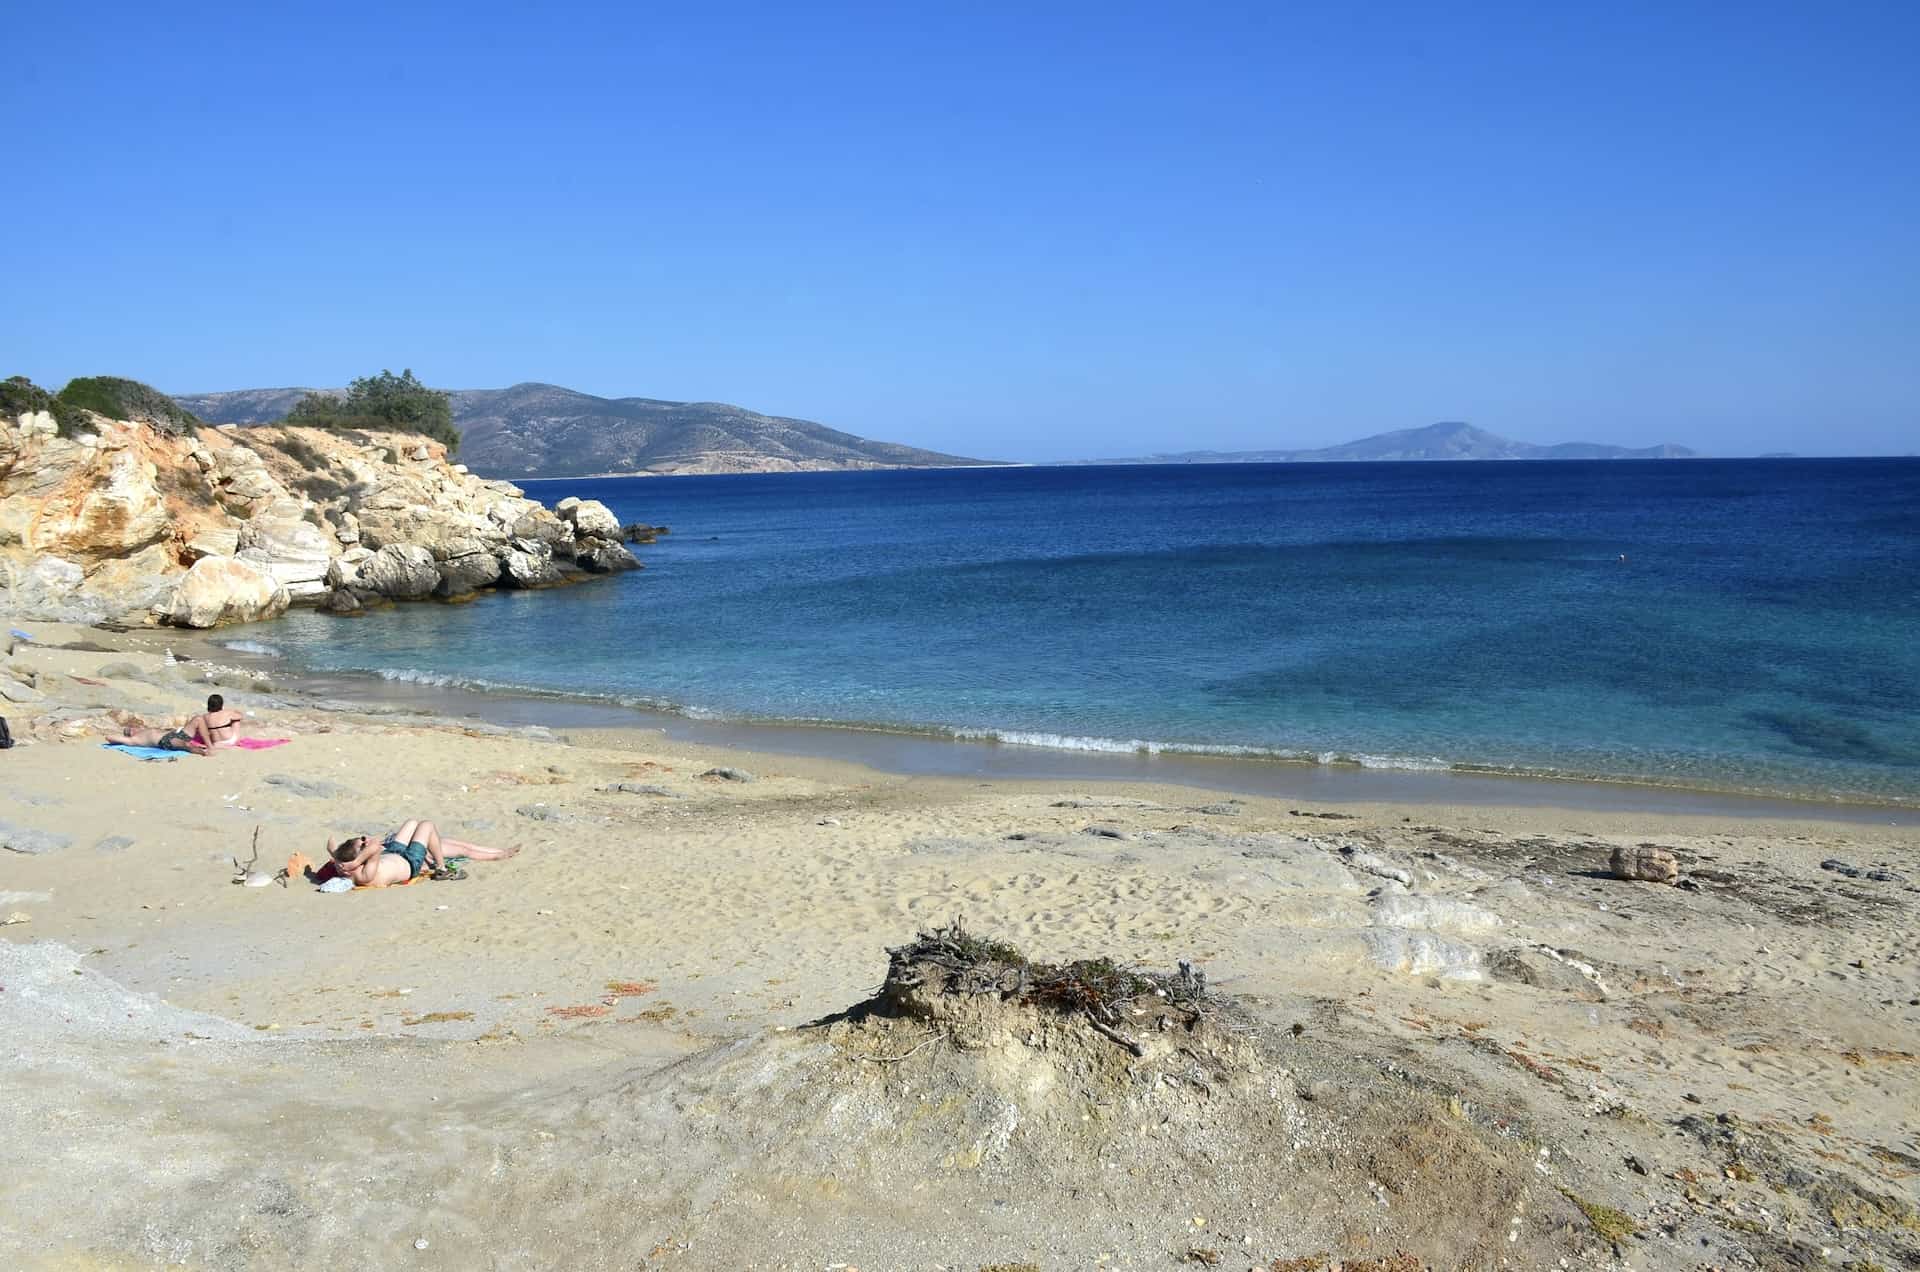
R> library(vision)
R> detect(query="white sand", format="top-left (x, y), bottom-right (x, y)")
top-left (1, 626), bottom-right (1916, 1269)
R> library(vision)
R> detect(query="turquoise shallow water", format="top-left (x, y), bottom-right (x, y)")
top-left (244, 459), bottom-right (1920, 806)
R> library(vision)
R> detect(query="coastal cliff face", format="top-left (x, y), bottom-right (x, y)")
top-left (0, 407), bottom-right (638, 628)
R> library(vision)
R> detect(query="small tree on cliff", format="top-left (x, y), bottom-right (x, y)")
top-left (285, 368), bottom-right (459, 454)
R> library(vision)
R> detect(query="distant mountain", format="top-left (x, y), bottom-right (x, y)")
top-left (1079, 422), bottom-right (1697, 464)
top-left (175, 383), bottom-right (994, 479)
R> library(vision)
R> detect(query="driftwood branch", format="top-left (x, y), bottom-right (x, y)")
top-left (1084, 1008), bottom-right (1144, 1057)
top-left (230, 827), bottom-right (261, 882)
top-left (856, 1030), bottom-right (947, 1063)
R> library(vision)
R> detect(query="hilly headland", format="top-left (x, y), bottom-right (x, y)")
top-left (178, 381), bottom-right (995, 479)
top-left (1, 375), bottom-right (643, 631)
top-left (1085, 420), bottom-right (1698, 464)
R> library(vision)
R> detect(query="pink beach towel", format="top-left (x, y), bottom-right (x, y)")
top-left (234, 737), bottom-right (291, 750)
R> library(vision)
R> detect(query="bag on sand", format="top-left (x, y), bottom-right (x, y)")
top-left (0, 717), bottom-right (12, 749)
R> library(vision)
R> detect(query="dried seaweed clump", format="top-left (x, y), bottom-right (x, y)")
top-left (883, 920), bottom-right (1210, 1054)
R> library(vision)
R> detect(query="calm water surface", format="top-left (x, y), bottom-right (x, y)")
top-left (247, 460), bottom-right (1920, 806)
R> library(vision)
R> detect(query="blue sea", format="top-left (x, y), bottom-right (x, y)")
top-left (246, 460), bottom-right (1920, 807)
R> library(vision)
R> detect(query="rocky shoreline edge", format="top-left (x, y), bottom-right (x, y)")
top-left (1, 404), bottom-right (644, 629)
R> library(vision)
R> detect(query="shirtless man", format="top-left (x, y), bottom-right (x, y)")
top-left (326, 819), bottom-right (519, 887)
top-left (102, 723), bottom-right (208, 754)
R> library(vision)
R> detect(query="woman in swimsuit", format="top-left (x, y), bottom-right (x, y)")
top-left (326, 819), bottom-right (520, 886)
top-left (185, 693), bottom-right (246, 747)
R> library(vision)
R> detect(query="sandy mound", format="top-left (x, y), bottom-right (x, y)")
top-left (444, 924), bottom-right (1601, 1269)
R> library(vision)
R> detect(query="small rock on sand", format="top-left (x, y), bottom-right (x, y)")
top-left (1822, 858), bottom-right (1907, 883)
top-left (602, 782), bottom-right (680, 798)
top-left (94, 835), bottom-right (136, 853)
top-left (263, 774), bottom-right (350, 799)
top-left (1609, 843), bottom-right (1678, 884)
top-left (0, 821), bottom-right (72, 855)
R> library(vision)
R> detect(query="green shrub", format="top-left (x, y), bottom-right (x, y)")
top-left (55, 376), bottom-right (200, 436)
top-left (2, 375), bottom-right (89, 438)
top-left (271, 430), bottom-right (328, 470)
top-left (281, 368), bottom-right (459, 454)
top-left (0, 375), bottom-right (53, 418)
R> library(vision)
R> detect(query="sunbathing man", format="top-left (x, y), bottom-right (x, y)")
top-left (326, 819), bottom-right (519, 886)
top-left (103, 722), bottom-right (209, 754)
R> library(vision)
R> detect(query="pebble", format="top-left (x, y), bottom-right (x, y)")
top-left (1821, 858), bottom-right (1907, 883)
top-left (414, 1237), bottom-right (429, 1250)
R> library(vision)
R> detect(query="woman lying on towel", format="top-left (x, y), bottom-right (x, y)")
top-left (325, 819), bottom-right (519, 886)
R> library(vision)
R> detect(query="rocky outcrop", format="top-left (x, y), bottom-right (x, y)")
top-left (499, 538), bottom-right (567, 588)
top-left (556, 496), bottom-right (621, 540)
top-left (0, 409), bottom-right (644, 629)
top-left (166, 556), bottom-right (291, 628)
top-left (345, 543), bottom-right (440, 601)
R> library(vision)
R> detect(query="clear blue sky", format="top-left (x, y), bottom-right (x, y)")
top-left (5, 1), bottom-right (1915, 460)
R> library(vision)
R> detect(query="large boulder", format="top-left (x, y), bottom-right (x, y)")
top-left (208, 445), bottom-right (279, 517)
top-left (2, 556), bottom-right (90, 622)
top-left (499, 539), bottom-right (567, 588)
top-left (239, 500), bottom-right (334, 603)
top-left (353, 543), bottom-right (440, 601)
top-left (556, 497), bottom-right (622, 541)
top-left (84, 543), bottom-right (183, 621)
top-left (28, 443), bottom-right (173, 566)
top-left (510, 511), bottom-right (570, 547)
top-left (434, 538), bottom-right (503, 598)
top-left (184, 528), bottom-right (241, 561)
top-left (165, 556), bottom-right (291, 628)
top-left (574, 539), bottom-right (641, 574)
top-left (0, 430), bottom-right (171, 569)
top-left (324, 546), bottom-right (376, 590)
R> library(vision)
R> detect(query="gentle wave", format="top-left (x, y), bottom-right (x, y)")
top-left (349, 663), bottom-right (1458, 771)
top-left (220, 640), bottom-right (282, 656)
top-left (291, 658), bottom-right (1919, 808)
top-left (952, 728), bottom-right (1456, 772)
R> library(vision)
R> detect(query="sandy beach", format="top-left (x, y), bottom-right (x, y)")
top-left (2, 623), bottom-right (1917, 1271)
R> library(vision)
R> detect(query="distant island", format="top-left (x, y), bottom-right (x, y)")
top-left (176, 382), bottom-right (996, 480)
top-left (1075, 421), bottom-right (1698, 464)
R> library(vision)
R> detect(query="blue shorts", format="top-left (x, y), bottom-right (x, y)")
top-left (381, 835), bottom-right (429, 878)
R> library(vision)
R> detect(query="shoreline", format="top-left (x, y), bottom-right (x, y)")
top-left (204, 634), bottom-right (1920, 826)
